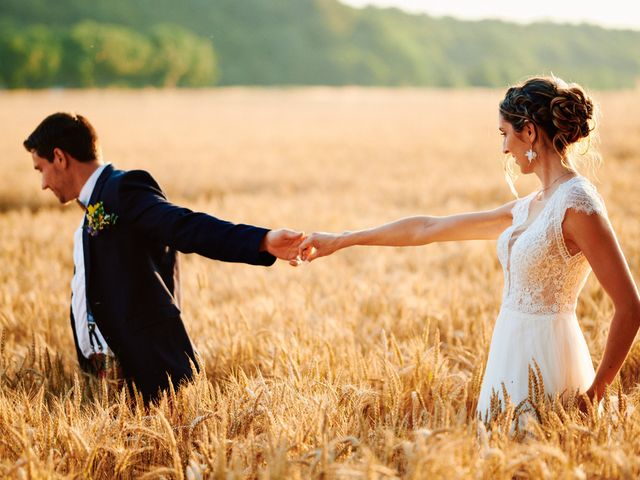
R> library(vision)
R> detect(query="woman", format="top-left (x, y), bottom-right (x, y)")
top-left (299, 77), bottom-right (640, 419)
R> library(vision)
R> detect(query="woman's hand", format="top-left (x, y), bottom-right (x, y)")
top-left (576, 380), bottom-right (609, 415)
top-left (577, 386), bottom-right (597, 415)
top-left (299, 232), bottom-right (344, 262)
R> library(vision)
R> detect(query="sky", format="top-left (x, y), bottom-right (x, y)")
top-left (340, 0), bottom-right (640, 31)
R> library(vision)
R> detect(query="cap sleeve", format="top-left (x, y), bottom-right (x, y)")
top-left (553, 178), bottom-right (607, 261)
top-left (563, 179), bottom-right (607, 217)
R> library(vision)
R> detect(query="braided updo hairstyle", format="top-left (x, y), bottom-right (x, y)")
top-left (499, 76), bottom-right (600, 192)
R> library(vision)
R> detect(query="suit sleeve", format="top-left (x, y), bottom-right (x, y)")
top-left (116, 170), bottom-right (276, 266)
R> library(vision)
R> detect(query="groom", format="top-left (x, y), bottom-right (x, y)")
top-left (24, 112), bottom-right (303, 403)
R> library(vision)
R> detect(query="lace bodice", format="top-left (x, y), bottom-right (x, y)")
top-left (497, 176), bottom-right (607, 315)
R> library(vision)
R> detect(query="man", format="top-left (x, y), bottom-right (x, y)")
top-left (24, 112), bottom-right (303, 402)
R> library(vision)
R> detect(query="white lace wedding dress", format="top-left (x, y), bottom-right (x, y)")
top-left (476, 176), bottom-right (607, 418)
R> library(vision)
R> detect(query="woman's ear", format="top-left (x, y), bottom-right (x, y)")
top-left (525, 121), bottom-right (537, 144)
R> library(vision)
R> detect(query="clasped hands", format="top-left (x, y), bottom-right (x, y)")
top-left (261, 229), bottom-right (342, 266)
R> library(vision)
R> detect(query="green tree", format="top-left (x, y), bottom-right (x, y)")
top-left (62, 21), bottom-right (153, 87)
top-left (0, 24), bottom-right (62, 88)
top-left (149, 24), bottom-right (217, 87)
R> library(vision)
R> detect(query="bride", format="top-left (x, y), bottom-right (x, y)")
top-left (299, 76), bottom-right (640, 419)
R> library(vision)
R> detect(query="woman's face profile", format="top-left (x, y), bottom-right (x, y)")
top-left (499, 114), bottom-right (532, 174)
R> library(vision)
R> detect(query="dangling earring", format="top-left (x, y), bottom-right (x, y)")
top-left (525, 148), bottom-right (537, 163)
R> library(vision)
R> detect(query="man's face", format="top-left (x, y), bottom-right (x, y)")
top-left (32, 151), bottom-right (75, 204)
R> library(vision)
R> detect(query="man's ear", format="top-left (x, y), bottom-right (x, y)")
top-left (52, 148), bottom-right (69, 169)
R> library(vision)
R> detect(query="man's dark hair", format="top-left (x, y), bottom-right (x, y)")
top-left (23, 112), bottom-right (100, 162)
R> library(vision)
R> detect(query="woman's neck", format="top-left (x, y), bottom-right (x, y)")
top-left (532, 154), bottom-right (576, 199)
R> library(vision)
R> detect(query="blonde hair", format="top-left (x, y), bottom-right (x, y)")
top-left (499, 75), bottom-right (602, 196)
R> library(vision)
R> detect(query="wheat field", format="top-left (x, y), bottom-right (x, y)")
top-left (1, 88), bottom-right (640, 479)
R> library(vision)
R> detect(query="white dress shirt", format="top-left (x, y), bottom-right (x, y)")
top-left (71, 163), bottom-right (112, 358)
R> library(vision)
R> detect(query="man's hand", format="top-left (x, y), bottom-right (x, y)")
top-left (260, 229), bottom-right (305, 266)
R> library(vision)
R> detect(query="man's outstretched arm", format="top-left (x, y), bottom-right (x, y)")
top-left (116, 170), bottom-right (302, 265)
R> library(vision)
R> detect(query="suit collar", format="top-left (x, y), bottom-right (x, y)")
top-left (78, 163), bottom-right (110, 208)
top-left (87, 164), bottom-right (115, 208)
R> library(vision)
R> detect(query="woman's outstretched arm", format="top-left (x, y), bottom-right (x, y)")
top-left (299, 199), bottom-right (517, 261)
top-left (564, 209), bottom-right (640, 403)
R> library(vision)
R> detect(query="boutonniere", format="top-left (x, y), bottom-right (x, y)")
top-left (86, 201), bottom-right (118, 236)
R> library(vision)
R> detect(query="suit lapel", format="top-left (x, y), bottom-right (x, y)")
top-left (82, 164), bottom-right (115, 296)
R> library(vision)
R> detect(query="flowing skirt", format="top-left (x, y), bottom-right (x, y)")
top-left (476, 306), bottom-right (595, 419)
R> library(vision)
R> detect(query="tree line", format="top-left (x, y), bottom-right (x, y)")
top-left (1, 0), bottom-right (639, 89)
top-left (0, 19), bottom-right (216, 88)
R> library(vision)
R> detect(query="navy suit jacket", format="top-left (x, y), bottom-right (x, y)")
top-left (70, 165), bottom-right (275, 401)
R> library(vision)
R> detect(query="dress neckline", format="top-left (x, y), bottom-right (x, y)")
top-left (507, 175), bottom-right (581, 254)
top-left (517, 175), bottom-right (581, 232)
